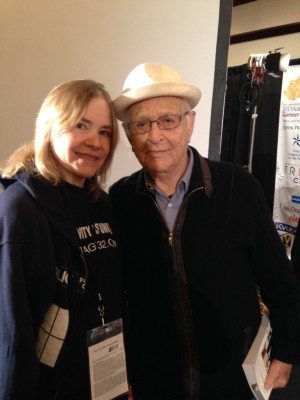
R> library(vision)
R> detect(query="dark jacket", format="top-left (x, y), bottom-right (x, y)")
top-left (0, 172), bottom-right (123, 400)
top-left (291, 220), bottom-right (300, 281)
top-left (109, 147), bottom-right (300, 400)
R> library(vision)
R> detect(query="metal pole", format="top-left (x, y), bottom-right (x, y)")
top-left (247, 105), bottom-right (258, 174)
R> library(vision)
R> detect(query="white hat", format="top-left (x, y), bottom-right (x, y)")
top-left (113, 62), bottom-right (202, 121)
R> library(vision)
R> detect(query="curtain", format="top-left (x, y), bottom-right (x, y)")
top-left (221, 59), bottom-right (300, 212)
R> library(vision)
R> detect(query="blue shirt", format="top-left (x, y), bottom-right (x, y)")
top-left (145, 148), bottom-right (194, 231)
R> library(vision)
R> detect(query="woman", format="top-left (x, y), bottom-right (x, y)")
top-left (0, 80), bottom-right (126, 399)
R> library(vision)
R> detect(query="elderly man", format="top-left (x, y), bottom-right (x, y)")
top-left (110, 62), bottom-right (300, 400)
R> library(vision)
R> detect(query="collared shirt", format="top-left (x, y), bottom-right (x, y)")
top-left (145, 148), bottom-right (194, 232)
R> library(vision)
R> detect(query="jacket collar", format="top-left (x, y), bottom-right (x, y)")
top-left (135, 146), bottom-right (213, 199)
top-left (190, 147), bottom-right (213, 198)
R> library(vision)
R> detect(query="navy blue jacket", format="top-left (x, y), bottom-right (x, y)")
top-left (109, 147), bottom-right (300, 400)
top-left (0, 172), bottom-right (123, 400)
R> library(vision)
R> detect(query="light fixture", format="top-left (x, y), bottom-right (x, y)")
top-left (248, 49), bottom-right (290, 80)
top-left (243, 49), bottom-right (290, 173)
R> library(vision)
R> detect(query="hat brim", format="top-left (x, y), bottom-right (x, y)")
top-left (113, 82), bottom-right (201, 121)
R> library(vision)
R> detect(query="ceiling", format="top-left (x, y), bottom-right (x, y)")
top-left (233, 0), bottom-right (257, 6)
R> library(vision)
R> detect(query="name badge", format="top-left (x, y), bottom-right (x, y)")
top-left (87, 318), bottom-right (128, 400)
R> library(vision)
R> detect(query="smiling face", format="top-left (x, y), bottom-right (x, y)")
top-left (125, 96), bottom-right (195, 180)
top-left (51, 97), bottom-right (112, 187)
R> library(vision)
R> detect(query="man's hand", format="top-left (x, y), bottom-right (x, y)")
top-left (128, 385), bottom-right (133, 400)
top-left (264, 359), bottom-right (292, 390)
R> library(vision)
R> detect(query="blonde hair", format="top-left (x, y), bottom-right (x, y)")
top-left (1, 79), bottom-right (119, 199)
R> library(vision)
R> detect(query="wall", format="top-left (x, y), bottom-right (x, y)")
top-left (228, 0), bottom-right (300, 67)
top-left (0, 0), bottom-right (223, 187)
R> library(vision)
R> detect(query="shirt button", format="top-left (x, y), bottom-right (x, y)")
top-left (168, 203), bottom-right (173, 208)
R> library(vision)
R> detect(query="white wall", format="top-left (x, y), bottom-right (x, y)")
top-left (0, 0), bottom-right (221, 187)
top-left (228, 0), bottom-right (300, 67)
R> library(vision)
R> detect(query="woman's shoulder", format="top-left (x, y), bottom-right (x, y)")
top-left (0, 180), bottom-right (44, 236)
top-left (1, 180), bottom-right (35, 209)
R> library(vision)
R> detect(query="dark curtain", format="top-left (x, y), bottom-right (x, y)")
top-left (220, 64), bottom-right (282, 211)
top-left (221, 58), bottom-right (300, 212)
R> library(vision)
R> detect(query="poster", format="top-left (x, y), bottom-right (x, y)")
top-left (273, 65), bottom-right (300, 257)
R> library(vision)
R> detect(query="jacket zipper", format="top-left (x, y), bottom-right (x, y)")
top-left (168, 231), bottom-right (173, 246)
top-left (170, 187), bottom-right (204, 398)
top-left (168, 186), bottom-right (204, 247)
top-left (141, 186), bottom-right (204, 399)
top-left (146, 187), bottom-right (204, 247)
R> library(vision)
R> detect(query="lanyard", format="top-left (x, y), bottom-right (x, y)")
top-left (97, 292), bottom-right (105, 326)
top-left (81, 255), bottom-right (106, 326)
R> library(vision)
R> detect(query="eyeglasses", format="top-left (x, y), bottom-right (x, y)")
top-left (125, 111), bottom-right (189, 136)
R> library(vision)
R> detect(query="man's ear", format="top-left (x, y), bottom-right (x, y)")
top-left (122, 122), bottom-right (132, 144)
top-left (187, 111), bottom-right (196, 141)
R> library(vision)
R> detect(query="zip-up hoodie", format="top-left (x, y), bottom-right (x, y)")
top-left (0, 172), bottom-right (123, 400)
